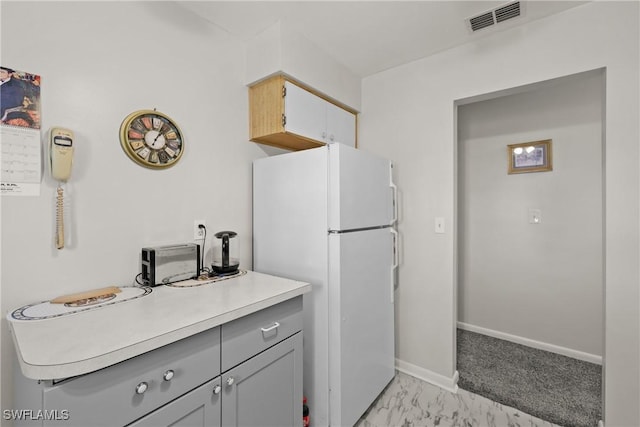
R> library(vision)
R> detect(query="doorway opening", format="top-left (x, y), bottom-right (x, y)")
top-left (454, 69), bottom-right (605, 427)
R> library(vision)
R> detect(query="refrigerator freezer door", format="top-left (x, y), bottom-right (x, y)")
top-left (328, 144), bottom-right (394, 231)
top-left (328, 227), bottom-right (395, 427)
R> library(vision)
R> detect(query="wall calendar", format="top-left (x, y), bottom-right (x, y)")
top-left (1, 66), bottom-right (42, 196)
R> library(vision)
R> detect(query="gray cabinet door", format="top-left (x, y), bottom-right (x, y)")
top-left (128, 377), bottom-right (221, 427)
top-left (221, 332), bottom-right (302, 427)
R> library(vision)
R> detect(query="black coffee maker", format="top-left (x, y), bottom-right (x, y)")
top-left (211, 231), bottom-right (239, 275)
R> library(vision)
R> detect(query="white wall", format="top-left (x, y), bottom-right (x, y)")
top-left (457, 70), bottom-right (603, 359)
top-left (0, 1), bottom-right (271, 412)
top-left (360, 2), bottom-right (639, 425)
top-left (245, 21), bottom-right (362, 110)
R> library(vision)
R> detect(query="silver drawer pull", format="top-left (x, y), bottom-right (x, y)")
top-left (213, 384), bottom-right (222, 395)
top-left (260, 322), bottom-right (280, 333)
top-left (226, 377), bottom-right (235, 387)
top-left (163, 370), bottom-right (174, 381)
top-left (135, 382), bottom-right (148, 395)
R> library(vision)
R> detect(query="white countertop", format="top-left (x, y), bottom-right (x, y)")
top-left (8, 271), bottom-right (311, 380)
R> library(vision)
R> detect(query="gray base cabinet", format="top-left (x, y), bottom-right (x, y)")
top-left (131, 333), bottom-right (303, 427)
top-left (14, 296), bottom-right (303, 427)
top-left (18, 326), bottom-right (222, 427)
top-left (128, 377), bottom-right (222, 427)
top-left (222, 333), bottom-right (302, 427)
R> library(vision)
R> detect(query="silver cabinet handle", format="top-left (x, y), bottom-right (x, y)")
top-left (226, 377), bottom-right (235, 387)
top-left (135, 382), bottom-right (148, 394)
top-left (260, 322), bottom-right (280, 333)
top-left (213, 384), bottom-right (222, 395)
top-left (163, 370), bottom-right (174, 381)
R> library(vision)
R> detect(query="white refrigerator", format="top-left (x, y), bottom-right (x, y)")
top-left (253, 144), bottom-right (398, 427)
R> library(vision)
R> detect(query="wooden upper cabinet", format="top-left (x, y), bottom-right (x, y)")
top-left (249, 75), bottom-right (357, 151)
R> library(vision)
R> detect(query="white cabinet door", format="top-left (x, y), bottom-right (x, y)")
top-left (285, 81), bottom-right (356, 147)
top-left (326, 101), bottom-right (356, 147)
top-left (284, 81), bottom-right (325, 143)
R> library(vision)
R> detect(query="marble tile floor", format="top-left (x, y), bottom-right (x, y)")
top-left (355, 371), bottom-right (561, 427)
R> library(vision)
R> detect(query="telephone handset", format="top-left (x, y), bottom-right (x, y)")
top-left (50, 128), bottom-right (74, 181)
top-left (50, 128), bottom-right (74, 250)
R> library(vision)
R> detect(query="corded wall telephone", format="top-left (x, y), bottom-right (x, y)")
top-left (49, 128), bottom-right (74, 249)
top-left (50, 128), bottom-right (74, 181)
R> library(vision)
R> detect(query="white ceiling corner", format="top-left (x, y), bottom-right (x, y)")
top-left (177, 1), bottom-right (588, 77)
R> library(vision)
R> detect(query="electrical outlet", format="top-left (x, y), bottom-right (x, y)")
top-left (194, 220), bottom-right (206, 240)
top-left (528, 209), bottom-right (542, 224)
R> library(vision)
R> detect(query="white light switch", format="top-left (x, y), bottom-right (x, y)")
top-left (435, 217), bottom-right (445, 233)
top-left (528, 208), bottom-right (542, 224)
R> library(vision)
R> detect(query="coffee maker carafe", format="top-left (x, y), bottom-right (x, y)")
top-left (211, 231), bottom-right (239, 275)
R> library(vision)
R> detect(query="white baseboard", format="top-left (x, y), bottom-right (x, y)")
top-left (457, 322), bottom-right (602, 365)
top-left (395, 358), bottom-right (459, 393)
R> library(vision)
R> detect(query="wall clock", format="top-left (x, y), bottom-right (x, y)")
top-left (119, 109), bottom-right (184, 169)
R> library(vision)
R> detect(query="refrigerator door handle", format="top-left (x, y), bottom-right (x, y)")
top-left (390, 163), bottom-right (398, 225)
top-left (390, 228), bottom-right (399, 303)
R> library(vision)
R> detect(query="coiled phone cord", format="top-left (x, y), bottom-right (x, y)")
top-left (56, 184), bottom-right (65, 249)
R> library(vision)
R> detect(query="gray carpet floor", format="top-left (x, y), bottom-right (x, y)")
top-left (456, 328), bottom-right (602, 427)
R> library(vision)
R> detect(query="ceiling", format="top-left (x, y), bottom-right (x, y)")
top-left (178, 1), bottom-right (587, 78)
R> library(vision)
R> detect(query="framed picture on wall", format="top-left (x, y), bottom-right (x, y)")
top-left (507, 139), bottom-right (552, 174)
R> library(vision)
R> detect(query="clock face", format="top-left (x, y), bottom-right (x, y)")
top-left (119, 110), bottom-right (183, 169)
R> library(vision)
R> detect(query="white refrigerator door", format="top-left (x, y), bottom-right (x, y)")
top-left (253, 147), bottom-right (332, 427)
top-left (328, 144), bottom-right (394, 231)
top-left (328, 227), bottom-right (395, 427)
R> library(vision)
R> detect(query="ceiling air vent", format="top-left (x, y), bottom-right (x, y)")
top-left (467, 1), bottom-right (522, 32)
top-left (469, 12), bottom-right (495, 32)
top-left (495, 1), bottom-right (521, 23)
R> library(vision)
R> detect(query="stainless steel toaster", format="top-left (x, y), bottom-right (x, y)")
top-left (141, 243), bottom-right (200, 286)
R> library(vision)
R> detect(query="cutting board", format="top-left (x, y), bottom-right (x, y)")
top-left (50, 286), bottom-right (121, 304)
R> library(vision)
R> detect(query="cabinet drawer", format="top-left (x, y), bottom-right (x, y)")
top-left (221, 296), bottom-right (302, 372)
top-left (42, 327), bottom-right (220, 426)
